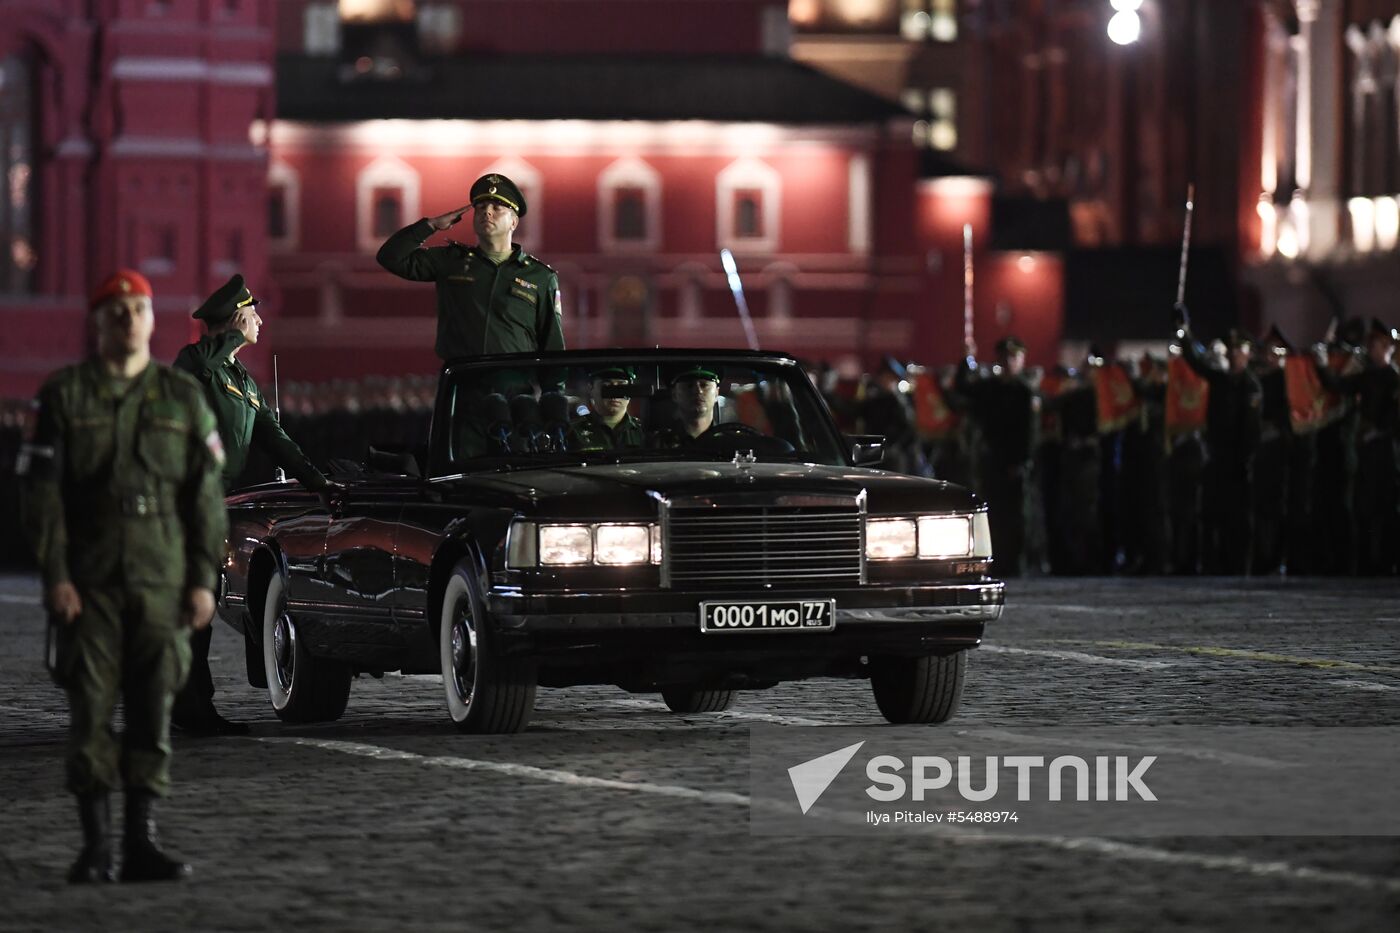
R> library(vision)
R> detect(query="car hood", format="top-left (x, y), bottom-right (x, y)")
top-left (433, 461), bottom-right (979, 519)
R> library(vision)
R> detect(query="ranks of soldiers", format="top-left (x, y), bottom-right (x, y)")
top-left (815, 314), bottom-right (1398, 579)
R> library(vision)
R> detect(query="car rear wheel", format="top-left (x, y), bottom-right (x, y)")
top-left (869, 650), bottom-right (968, 724)
top-left (262, 573), bottom-right (351, 722)
top-left (439, 563), bottom-right (536, 733)
top-left (660, 687), bottom-right (735, 713)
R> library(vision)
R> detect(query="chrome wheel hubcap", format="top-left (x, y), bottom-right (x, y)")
top-left (273, 613), bottom-right (297, 691)
top-left (449, 601), bottom-right (477, 706)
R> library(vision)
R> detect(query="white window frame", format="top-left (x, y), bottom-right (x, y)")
top-left (268, 160), bottom-right (300, 253)
top-left (717, 158), bottom-right (781, 255)
top-left (479, 156), bottom-right (543, 251)
top-left (356, 155), bottom-right (420, 253)
top-left (598, 157), bottom-right (661, 253)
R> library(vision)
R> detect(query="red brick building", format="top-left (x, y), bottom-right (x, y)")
top-left (0, 0), bottom-right (275, 395)
top-left (1, 0), bottom-right (1066, 395)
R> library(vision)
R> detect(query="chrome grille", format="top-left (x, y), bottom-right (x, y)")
top-left (665, 503), bottom-right (864, 589)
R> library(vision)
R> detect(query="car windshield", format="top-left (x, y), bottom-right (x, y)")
top-left (433, 356), bottom-right (848, 473)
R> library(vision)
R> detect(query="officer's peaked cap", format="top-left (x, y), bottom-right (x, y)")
top-left (471, 173), bottom-right (527, 217)
top-left (193, 274), bottom-right (258, 324)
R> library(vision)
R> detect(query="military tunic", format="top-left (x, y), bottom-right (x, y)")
top-left (173, 332), bottom-right (326, 492)
top-left (950, 361), bottom-right (1038, 576)
top-left (1180, 339), bottom-right (1262, 574)
top-left (19, 361), bottom-right (227, 796)
top-left (567, 412), bottom-right (645, 451)
top-left (377, 219), bottom-right (565, 361)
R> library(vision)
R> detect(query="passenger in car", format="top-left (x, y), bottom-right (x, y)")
top-left (568, 366), bottom-right (645, 451)
top-left (650, 366), bottom-right (722, 446)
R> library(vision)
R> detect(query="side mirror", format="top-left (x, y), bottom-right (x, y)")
top-left (848, 434), bottom-right (885, 466)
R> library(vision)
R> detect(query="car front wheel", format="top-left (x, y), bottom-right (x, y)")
top-left (262, 573), bottom-right (351, 722)
top-left (439, 563), bottom-right (536, 733)
top-left (869, 650), bottom-right (968, 724)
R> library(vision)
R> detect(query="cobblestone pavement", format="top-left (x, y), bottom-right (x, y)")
top-left (2, 574), bottom-right (1398, 932)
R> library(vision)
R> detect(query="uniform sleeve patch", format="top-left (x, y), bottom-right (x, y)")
top-left (204, 429), bottom-right (226, 465)
top-left (553, 290), bottom-right (563, 317)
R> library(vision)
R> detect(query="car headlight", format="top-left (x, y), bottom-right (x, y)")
top-left (539, 525), bottom-right (593, 565)
top-left (510, 521), bottom-right (661, 567)
top-left (918, 516), bottom-right (973, 558)
top-left (595, 524), bottom-right (651, 565)
top-left (866, 518), bottom-right (917, 560)
top-left (865, 513), bottom-right (989, 560)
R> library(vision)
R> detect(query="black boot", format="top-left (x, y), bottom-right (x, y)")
top-left (67, 793), bottom-right (116, 884)
top-left (119, 791), bottom-right (191, 882)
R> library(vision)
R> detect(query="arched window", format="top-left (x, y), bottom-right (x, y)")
top-left (717, 158), bottom-right (781, 254)
top-left (598, 157), bottom-right (661, 252)
top-left (355, 155), bottom-right (420, 252)
top-left (0, 51), bottom-right (37, 295)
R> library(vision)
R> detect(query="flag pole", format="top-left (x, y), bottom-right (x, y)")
top-left (720, 249), bottom-right (760, 351)
top-left (962, 223), bottom-right (974, 350)
top-left (1176, 183), bottom-right (1195, 308)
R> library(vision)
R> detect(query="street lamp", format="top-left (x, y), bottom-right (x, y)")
top-left (1107, 0), bottom-right (1142, 45)
top-left (1107, 9), bottom-right (1141, 45)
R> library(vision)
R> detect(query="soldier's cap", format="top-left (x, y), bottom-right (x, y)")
top-left (995, 335), bottom-right (1026, 356)
top-left (590, 364), bottom-right (637, 381)
top-left (670, 364), bottom-right (721, 385)
top-left (193, 274), bottom-right (259, 324)
top-left (1224, 328), bottom-right (1253, 350)
top-left (89, 269), bottom-right (153, 310)
top-left (878, 355), bottom-right (908, 380)
top-left (1368, 317), bottom-right (1399, 343)
top-left (1263, 324), bottom-right (1293, 354)
top-left (470, 173), bottom-right (526, 218)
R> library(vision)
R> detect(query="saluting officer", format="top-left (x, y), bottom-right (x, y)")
top-left (170, 274), bottom-right (335, 736)
top-left (376, 173), bottom-right (565, 361)
top-left (19, 270), bottom-right (227, 883)
top-left (568, 366), bottom-right (645, 451)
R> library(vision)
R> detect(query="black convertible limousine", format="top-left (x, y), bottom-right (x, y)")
top-left (217, 350), bottom-right (1004, 732)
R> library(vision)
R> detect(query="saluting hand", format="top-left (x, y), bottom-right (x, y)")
top-left (46, 582), bottom-right (82, 625)
top-left (181, 587), bottom-right (216, 631)
top-left (427, 206), bottom-right (472, 232)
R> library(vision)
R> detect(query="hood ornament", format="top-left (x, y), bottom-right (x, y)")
top-left (732, 450), bottom-right (757, 474)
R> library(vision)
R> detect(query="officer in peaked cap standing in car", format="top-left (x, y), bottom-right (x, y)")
top-left (376, 173), bottom-right (566, 362)
top-left (171, 274), bottom-right (335, 736)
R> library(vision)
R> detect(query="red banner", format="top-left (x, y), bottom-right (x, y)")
top-left (1165, 355), bottom-right (1209, 437)
top-left (1284, 352), bottom-right (1346, 434)
top-left (1092, 363), bottom-right (1140, 433)
top-left (911, 371), bottom-right (959, 441)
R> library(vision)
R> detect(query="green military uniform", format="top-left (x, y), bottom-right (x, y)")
top-left (376, 173), bottom-right (565, 362)
top-left (568, 412), bottom-right (645, 451)
top-left (173, 275), bottom-right (327, 492)
top-left (20, 360), bottom-right (227, 797)
top-left (173, 332), bottom-right (324, 490)
top-left (172, 275), bottom-right (326, 734)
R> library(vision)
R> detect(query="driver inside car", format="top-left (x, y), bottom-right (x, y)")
top-left (650, 365), bottom-right (723, 447)
top-left (567, 365), bottom-right (645, 451)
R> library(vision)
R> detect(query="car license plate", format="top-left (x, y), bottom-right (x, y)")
top-left (700, 599), bottom-right (835, 633)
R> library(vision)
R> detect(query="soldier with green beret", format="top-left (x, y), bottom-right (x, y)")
top-left (568, 365), bottom-right (645, 451)
top-left (171, 274), bottom-right (335, 736)
top-left (376, 173), bottom-right (565, 362)
top-left (20, 269), bottom-right (227, 883)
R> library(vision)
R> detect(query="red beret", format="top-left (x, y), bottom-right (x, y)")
top-left (89, 269), bottom-right (153, 310)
